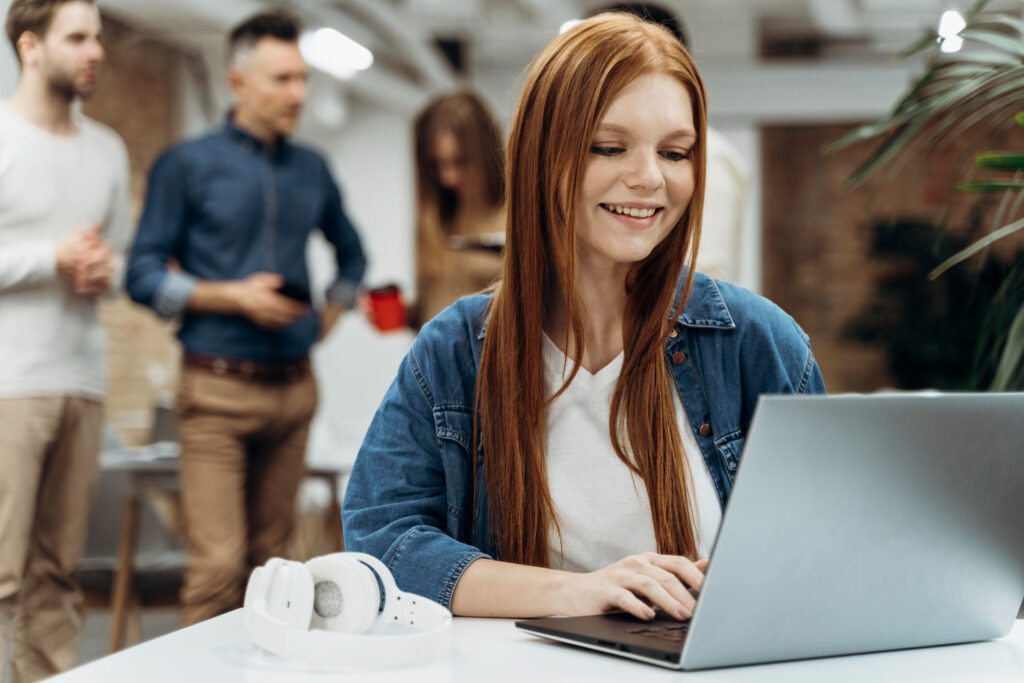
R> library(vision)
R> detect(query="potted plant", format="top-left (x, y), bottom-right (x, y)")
top-left (829, 0), bottom-right (1024, 390)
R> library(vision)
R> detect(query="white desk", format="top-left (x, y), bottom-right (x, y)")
top-left (52, 611), bottom-right (1024, 682)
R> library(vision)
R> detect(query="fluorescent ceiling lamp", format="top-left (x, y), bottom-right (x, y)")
top-left (940, 34), bottom-right (964, 52)
top-left (938, 10), bottom-right (966, 39)
top-left (300, 28), bottom-right (373, 81)
top-left (559, 19), bottom-right (582, 34)
top-left (937, 9), bottom-right (966, 54)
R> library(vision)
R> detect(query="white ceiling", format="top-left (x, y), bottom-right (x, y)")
top-left (97, 0), bottom-right (1014, 112)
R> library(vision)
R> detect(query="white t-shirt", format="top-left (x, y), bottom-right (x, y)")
top-left (542, 333), bottom-right (722, 572)
top-left (0, 101), bottom-right (130, 399)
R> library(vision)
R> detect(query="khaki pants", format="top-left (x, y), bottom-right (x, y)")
top-left (176, 365), bottom-right (317, 627)
top-left (0, 397), bottom-right (103, 683)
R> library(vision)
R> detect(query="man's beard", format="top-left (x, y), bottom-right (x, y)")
top-left (47, 65), bottom-right (96, 101)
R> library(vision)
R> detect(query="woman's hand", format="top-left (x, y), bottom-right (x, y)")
top-left (559, 552), bottom-right (710, 621)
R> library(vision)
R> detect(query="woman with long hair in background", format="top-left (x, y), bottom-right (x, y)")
top-left (411, 91), bottom-right (505, 327)
top-left (344, 13), bottom-right (825, 620)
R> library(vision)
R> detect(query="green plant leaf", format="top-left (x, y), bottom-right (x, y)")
top-left (975, 152), bottom-right (1024, 170)
top-left (989, 301), bottom-right (1024, 390)
top-left (1015, 111), bottom-right (1024, 127)
top-left (960, 28), bottom-right (1024, 58)
top-left (974, 15), bottom-right (1024, 41)
top-left (965, 0), bottom-right (996, 22)
top-left (956, 179), bottom-right (1024, 191)
top-left (929, 216), bottom-right (1024, 278)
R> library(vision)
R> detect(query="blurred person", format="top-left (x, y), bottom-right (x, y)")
top-left (592, 2), bottom-right (751, 283)
top-left (0, 0), bottom-right (129, 679)
top-left (126, 10), bottom-right (366, 626)
top-left (411, 91), bottom-right (504, 327)
top-left (343, 14), bottom-right (824, 619)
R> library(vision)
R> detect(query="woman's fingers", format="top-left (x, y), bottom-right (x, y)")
top-left (634, 564), bottom-right (697, 614)
top-left (624, 574), bottom-right (691, 620)
top-left (646, 553), bottom-right (706, 593)
top-left (611, 588), bottom-right (656, 621)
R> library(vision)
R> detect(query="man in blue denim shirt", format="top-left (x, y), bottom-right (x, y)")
top-left (343, 274), bottom-right (825, 611)
top-left (126, 11), bottom-right (366, 625)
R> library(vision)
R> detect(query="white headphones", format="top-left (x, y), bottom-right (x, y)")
top-left (243, 552), bottom-right (452, 669)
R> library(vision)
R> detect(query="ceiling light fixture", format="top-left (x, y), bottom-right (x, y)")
top-left (937, 10), bottom-right (966, 53)
top-left (559, 19), bottom-right (582, 34)
top-left (299, 28), bottom-right (374, 81)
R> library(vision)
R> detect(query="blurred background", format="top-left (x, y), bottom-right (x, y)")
top-left (5, 0), bottom-right (1021, 461)
top-left (2, 0), bottom-right (1022, 664)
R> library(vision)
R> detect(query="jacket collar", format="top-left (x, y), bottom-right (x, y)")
top-left (474, 271), bottom-right (735, 341)
top-left (672, 272), bottom-right (736, 330)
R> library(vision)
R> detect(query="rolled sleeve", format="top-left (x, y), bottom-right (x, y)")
top-left (324, 278), bottom-right (359, 309)
top-left (319, 161), bottom-right (367, 301)
top-left (127, 151), bottom-right (192, 314)
top-left (153, 270), bottom-right (198, 319)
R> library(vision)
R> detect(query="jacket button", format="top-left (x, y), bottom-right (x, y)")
top-left (671, 351), bottom-right (687, 364)
top-left (699, 423), bottom-right (712, 438)
top-left (668, 328), bottom-right (679, 338)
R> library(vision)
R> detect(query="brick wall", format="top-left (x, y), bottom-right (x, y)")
top-left (762, 121), bottom-right (1024, 392)
top-left (82, 18), bottom-right (184, 445)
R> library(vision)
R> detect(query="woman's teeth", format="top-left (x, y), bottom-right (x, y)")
top-left (603, 204), bottom-right (657, 218)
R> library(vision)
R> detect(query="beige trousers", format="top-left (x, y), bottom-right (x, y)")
top-left (0, 397), bottom-right (103, 683)
top-left (176, 365), bottom-right (317, 627)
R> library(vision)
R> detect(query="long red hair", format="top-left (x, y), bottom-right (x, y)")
top-left (475, 13), bottom-right (708, 565)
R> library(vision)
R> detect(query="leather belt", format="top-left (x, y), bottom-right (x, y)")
top-left (184, 352), bottom-right (310, 384)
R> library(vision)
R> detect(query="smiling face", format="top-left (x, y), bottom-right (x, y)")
top-left (575, 72), bottom-right (696, 279)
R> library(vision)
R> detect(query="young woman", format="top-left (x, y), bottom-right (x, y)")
top-left (343, 14), bottom-right (825, 621)
top-left (411, 91), bottom-right (505, 327)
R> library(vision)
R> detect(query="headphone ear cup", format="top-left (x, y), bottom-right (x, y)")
top-left (306, 555), bottom-right (382, 634)
top-left (265, 559), bottom-right (315, 630)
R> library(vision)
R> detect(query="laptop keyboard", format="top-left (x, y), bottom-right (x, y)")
top-left (625, 622), bottom-right (691, 642)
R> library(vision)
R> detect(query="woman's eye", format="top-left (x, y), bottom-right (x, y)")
top-left (660, 150), bottom-right (691, 162)
top-left (590, 146), bottom-right (623, 156)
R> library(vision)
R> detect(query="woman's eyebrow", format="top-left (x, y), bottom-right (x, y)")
top-left (596, 123), bottom-right (697, 141)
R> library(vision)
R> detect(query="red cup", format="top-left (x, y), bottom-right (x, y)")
top-left (367, 284), bottom-right (407, 332)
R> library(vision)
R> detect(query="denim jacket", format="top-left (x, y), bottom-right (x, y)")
top-left (343, 273), bottom-right (826, 608)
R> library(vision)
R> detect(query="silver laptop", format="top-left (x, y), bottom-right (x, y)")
top-left (516, 393), bottom-right (1024, 669)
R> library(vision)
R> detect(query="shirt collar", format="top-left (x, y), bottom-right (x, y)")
top-left (474, 271), bottom-right (735, 341)
top-left (223, 111), bottom-right (283, 153)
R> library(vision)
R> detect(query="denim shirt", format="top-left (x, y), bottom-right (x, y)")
top-left (343, 274), bottom-right (826, 608)
top-left (126, 117), bottom-right (367, 362)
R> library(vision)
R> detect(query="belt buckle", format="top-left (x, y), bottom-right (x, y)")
top-left (240, 361), bottom-right (256, 381)
top-left (211, 358), bottom-right (229, 376)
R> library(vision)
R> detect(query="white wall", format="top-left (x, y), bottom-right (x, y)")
top-left (0, 0), bottom-right (17, 96)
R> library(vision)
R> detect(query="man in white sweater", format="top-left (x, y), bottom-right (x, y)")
top-left (0, 1), bottom-right (128, 680)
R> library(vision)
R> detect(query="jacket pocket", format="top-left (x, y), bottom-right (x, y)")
top-left (433, 405), bottom-right (474, 530)
top-left (433, 405), bottom-right (473, 454)
top-left (714, 429), bottom-right (745, 472)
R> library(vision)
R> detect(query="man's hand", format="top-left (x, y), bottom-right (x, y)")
top-left (75, 224), bottom-right (114, 293)
top-left (317, 302), bottom-right (345, 341)
top-left (56, 223), bottom-right (115, 294)
top-left (231, 272), bottom-right (310, 329)
top-left (56, 231), bottom-right (86, 284)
